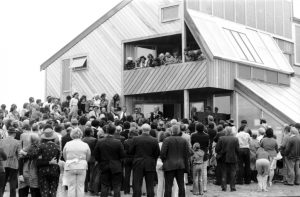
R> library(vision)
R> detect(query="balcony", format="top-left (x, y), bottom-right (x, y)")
top-left (123, 60), bottom-right (207, 95)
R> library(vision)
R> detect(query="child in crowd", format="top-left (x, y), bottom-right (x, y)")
top-left (192, 142), bottom-right (204, 195)
top-left (256, 147), bottom-right (270, 192)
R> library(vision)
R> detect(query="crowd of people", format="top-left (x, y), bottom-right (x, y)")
top-left (125, 48), bottom-right (205, 70)
top-left (0, 93), bottom-right (300, 197)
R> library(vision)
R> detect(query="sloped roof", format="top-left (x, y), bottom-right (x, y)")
top-left (235, 77), bottom-right (300, 123)
top-left (40, 0), bottom-right (132, 71)
top-left (185, 9), bottom-right (294, 74)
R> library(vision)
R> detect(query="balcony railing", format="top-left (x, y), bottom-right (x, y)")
top-left (123, 60), bottom-right (207, 95)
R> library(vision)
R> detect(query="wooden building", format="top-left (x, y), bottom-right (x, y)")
top-left (40, 0), bottom-right (300, 129)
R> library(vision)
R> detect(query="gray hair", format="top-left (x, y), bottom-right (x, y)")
top-left (171, 124), bottom-right (180, 136)
top-left (141, 124), bottom-right (151, 133)
top-left (70, 128), bottom-right (83, 139)
top-left (225, 126), bottom-right (233, 136)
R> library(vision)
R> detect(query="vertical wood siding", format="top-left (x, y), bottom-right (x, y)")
top-left (45, 0), bottom-right (181, 100)
top-left (207, 59), bottom-right (235, 90)
top-left (187, 0), bottom-right (292, 39)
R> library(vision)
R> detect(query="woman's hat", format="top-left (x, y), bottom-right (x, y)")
top-left (41, 128), bottom-right (56, 140)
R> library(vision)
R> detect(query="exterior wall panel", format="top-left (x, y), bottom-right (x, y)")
top-left (187, 0), bottom-right (292, 39)
top-left (44, 0), bottom-right (181, 100)
top-left (207, 59), bottom-right (235, 90)
top-left (235, 0), bottom-right (246, 24)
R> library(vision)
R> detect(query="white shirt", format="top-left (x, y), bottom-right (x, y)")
top-left (236, 131), bottom-right (251, 149)
top-left (69, 98), bottom-right (78, 107)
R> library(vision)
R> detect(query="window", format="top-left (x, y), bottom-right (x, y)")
top-left (266, 70), bottom-right (278, 84)
top-left (161, 4), bottom-right (179, 22)
top-left (70, 56), bottom-right (87, 71)
top-left (224, 29), bottom-right (263, 64)
top-left (278, 73), bottom-right (289, 85)
top-left (238, 65), bottom-right (251, 79)
top-left (252, 68), bottom-right (265, 81)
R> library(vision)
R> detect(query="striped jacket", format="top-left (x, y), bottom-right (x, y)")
top-left (0, 136), bottom-right (21, 169)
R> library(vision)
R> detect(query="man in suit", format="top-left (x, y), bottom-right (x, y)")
top-left (160, 124), bottom-right (190, 197)
top-left (107, 106), bottom-right (118, 122)
top-left (94, 123), bottom-right (125, 197)
top-left (129, 124), bottom-right (160, 197)
top-left (82, 127), bottom-right (98, 193)
top-left (123, 131), bottom-right (138, 194)
top-left (215, 126), bottom-right (240, 192)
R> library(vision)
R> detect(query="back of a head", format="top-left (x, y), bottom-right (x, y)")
top-left (116, 125), bottom-right (122, 134)
top-left (124, 121), bottom-right (130, 130)
top-left (258, 127), bottom-right (266, 136)
top-left (217, 124), bottom-right (224, 132)
top-left (196, 123), bottom-right (204, 133)
top-left (70, 128), bottom-right (83, 139)
top-left (188, 122), bottom-right (195, 133)
top-left (225, 126), bottom-right (233, 136)
top-left (141, 123), bottom-right (151, 133)
top-left (107, 123), bottom-right (116, 135)
top-left (208, 115), bottom-right (214, 122)
top-left (84, 127), bottom-right (93, 137)
top-left (170, 119), bottom-right (177, 125)
top-left (265, 128), bottom-right (273, 138)
top-left (171, 124), bottom-right (180, 136)
top-left (208, 122), bottom-right (215, 129)
top-left (151, 122), bottom-right (158, 130)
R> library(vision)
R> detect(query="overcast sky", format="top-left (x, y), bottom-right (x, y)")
top-left (0, 0), bottom-right (299, 109)
top-left (0, 0), bottom-right (121, 108)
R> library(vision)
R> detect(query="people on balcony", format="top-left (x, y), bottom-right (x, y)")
top-left (125, 48), bottom-right (205, 70)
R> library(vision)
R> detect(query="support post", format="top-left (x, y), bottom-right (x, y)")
top-left (231, 91), bottom-right (238, 128)
top-left (181, 0), bottom-right (186, 63)
top-left (184, 89), bottom-right (189, 119)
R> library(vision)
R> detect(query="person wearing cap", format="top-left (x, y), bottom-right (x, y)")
top-left (36, 127), bottom-right (61, 197)
top-left (0, 127), bottom-right (21, 197)
top-left (63, 128), bottom-right (91, 197)
top-left (94, 123), bottom-right (125, 197)
top-left (283, 127), bottom-right (300, 186)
